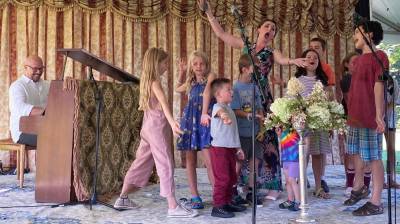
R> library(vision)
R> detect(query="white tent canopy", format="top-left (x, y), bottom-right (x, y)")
top-left (372, 0), bottom-right (400, 44)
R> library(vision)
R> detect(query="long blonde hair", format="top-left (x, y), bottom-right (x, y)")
top-left (138, 48), bottom-right (169, 111)
top-left (184, 51), bottom-right (210, 94)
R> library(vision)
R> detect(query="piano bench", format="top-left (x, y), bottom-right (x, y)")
top-left (0, 139), bottom-right (33, 188)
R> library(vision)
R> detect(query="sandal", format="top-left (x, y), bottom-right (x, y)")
top-left (279, 200), bottom-right (292, 209)
top-left (313, 188), bottom-right (331, 199)
top-left (344, 186), bottom-right (369, 206)
top-left (190, 196), bottom-right (204, 209)
top-left (352, 202), bottom-right (383, 216)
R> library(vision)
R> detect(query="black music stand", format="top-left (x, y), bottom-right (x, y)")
top-left (58, 48), bottom-right (139, 83)
top-left (54, 48), bottom-right (139, 211)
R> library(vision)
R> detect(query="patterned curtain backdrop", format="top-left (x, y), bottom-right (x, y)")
top-left (0, 0), bottom-right (357, 167)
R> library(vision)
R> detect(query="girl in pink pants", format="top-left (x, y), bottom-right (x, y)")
top-left (113, 48), bottom-right (198, 218)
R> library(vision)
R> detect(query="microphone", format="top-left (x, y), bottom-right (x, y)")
top-left (231, 5), bottom-right (241, 18)
top-left (231, 4), bottom-right (245, 27)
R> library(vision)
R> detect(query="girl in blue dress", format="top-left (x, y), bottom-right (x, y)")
top-left (176, 51), bottom-right (216, 209)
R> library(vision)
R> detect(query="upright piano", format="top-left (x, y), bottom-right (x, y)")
top-left (20, 49), bottom-right (140, 203)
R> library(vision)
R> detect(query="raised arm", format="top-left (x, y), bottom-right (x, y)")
top-left (175, 58), bottom-right (188, 93)
top-left (215, 108), bottom-right (232, 125)
top-left (273, 49), bottom-right (308, 67)
top-left (152, 80), bottom-right (183, 136)
top-left (200, 72), bottom-right (216, 126)
top-left (198, 0), bottom-right (244, 49)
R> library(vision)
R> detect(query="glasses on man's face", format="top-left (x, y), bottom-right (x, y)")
top-left (26, 65), bottom-right (45, 72)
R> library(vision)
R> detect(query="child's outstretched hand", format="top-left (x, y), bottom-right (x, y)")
top-left (178, 58), bottom-right (187, 74)
top-left (220, 111), bottom-right (232, 125)
top-left (171, 121), bottom-right (184, 137)
top-left (236, 149), bottom-right (245, 160)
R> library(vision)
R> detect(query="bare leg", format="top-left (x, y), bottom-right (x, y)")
top-left (352, 154), bottom-right (365, 191)
top-left (345, 153), bottom-right (355, 170)
top-left (290, 178), bottom-right (300, 202)
top-left (120, 184), bottom-right (140, 198)
top-left (186, 151), bottom-right (199, 197)
top-left (284, 169), bottom-right (294, 201)
top-left (166, 195), bottom-right (178, 209)
top-left (369, 159), bottom-right (384, 205)
top-left (201, 148), bottom-right (215, 187)
top-left (322, 153), bottom-right (326, 177)
top-left (312, 154), bottom-right (323, 191)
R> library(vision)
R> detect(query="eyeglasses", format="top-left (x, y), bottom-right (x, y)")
top-left (25, 65), bottom-right (45, 72)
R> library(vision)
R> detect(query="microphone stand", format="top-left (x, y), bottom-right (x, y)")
top-left (231, 7), bottom-right (267, 224)
top-left (356, 23), bottom-right (395, 224)
top-left (87, 68), bottom-right (120, 211)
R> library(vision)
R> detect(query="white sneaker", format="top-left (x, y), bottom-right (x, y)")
top-left (114, 197), bottom-right (141, 210)
top-left (344, 187), bottom-right (352, 198)
top-left (167, 204), bottom-right (199, 218)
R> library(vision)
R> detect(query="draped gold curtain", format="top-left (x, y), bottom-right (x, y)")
top-left (0, 0), bottom-right (357, 167)
top-left (0, 0), bottom-right (357, 36)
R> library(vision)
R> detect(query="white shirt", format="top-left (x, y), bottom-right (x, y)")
top-left (9, 75), bottom-right (50, 142)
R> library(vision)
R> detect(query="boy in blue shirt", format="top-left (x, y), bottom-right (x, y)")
top-left (231, 54), bottom-right (264, 206)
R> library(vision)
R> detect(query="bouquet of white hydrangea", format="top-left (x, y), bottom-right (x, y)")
top-left (264, 77), bottom-right (346, 133)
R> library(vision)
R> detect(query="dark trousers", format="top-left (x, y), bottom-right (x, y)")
top-left (210, 146), bottom-right (237, 207)
top-left (17, 133), bottom-right (37, 147)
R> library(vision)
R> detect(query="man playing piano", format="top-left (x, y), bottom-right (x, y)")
top-left (9, 56), bottom-right (50, 147)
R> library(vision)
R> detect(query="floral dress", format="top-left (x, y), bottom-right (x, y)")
top-left (177, 81), bottom-right (213, 151)
top-left (239, 44), bottom-right (282, 191)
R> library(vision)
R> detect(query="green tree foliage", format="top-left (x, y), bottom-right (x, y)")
top-left (378, 43), bottom-right (400, 72)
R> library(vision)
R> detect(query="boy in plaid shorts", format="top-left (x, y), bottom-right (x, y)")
top-left (344, 20), bottom-right (389, 216)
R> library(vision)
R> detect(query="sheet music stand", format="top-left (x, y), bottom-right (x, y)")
top-left (57, 48), bottom-right (139, 83)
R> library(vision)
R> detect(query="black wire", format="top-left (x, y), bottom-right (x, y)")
top-left (0, 204), bottom-right (57, 209)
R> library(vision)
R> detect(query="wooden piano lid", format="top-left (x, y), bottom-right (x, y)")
top-left (57, 48), bottom-right (140, 84)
